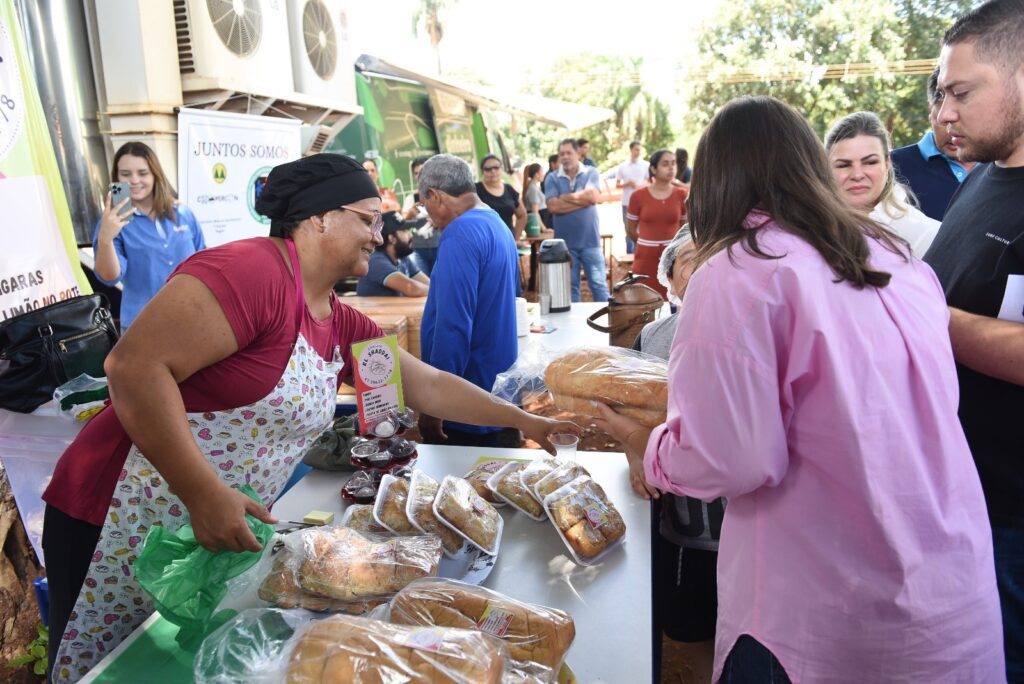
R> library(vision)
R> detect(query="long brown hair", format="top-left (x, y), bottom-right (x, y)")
top-left (523, 162), bottom-right (542, 190)
top-left (111, 142), bottom-right (177, 221)
top-left (687, 96), bottom-right (905, 289)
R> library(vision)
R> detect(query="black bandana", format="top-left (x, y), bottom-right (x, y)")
top-left (255, 153), bottom-right (380, 236)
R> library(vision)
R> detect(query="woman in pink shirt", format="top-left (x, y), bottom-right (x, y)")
top-left (596, 97), bottom-right (1004, 683)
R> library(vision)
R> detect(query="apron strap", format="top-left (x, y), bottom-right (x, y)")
top-left (285, 237), bottom-right (340, 358)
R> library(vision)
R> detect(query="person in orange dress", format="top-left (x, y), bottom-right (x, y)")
top-left (626, 149), bottom-right (688, 299)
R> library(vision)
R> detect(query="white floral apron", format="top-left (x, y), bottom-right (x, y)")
top-left (54, 239), bottom-right (342, 683)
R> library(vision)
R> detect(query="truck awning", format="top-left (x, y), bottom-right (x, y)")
top-left (355, 55), bottom-right (614, 132)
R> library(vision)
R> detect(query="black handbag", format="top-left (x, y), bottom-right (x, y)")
top-left (0, 294), bottom-right (119, 413)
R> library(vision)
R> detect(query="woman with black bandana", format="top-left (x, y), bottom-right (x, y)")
top-left (40, 154), bottom-right (577, 683)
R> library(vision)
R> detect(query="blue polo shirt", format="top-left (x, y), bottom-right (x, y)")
top-left (891, 131), bottom-right (971, 221)
top-left (543, 166), bottom-right (602, 250)
top-left (420, 207), bottom-right (518, 434)
top-left (917, 131), bottom-right (970, 182)
top-left (92, 206), bottom-right (206, 329)
top-left (356, 250), bottom-right (421, 296)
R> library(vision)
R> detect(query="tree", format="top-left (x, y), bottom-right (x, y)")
top-left (411, 0), bottom-right (456, 74)
top-left (531, 55), bottom-right (676, 168)
top-left (684, 0), bottom-right (973, 148)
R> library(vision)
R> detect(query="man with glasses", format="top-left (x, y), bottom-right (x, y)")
top-left (415, 154), bottom-right (522, 448)
top-left (544, 138), bottom-right (610, 302)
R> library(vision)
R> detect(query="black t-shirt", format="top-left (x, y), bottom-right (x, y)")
top-left (924, 162), bottom-right (1024, 527)
top-left (475, 182), bottom-right (519, 232)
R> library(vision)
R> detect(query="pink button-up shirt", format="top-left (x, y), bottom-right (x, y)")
top-left (645, 225), bottom-right (1004, 683)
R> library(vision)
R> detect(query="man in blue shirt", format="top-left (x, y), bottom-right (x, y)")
top-left (356, 212), bottom-right (430, 297)
top-left (416, 154), bottom-right (521, 448)
top-left (891, 67), bottom-right (976, 220)
top-left (544, 139), bottom-right (610, 302)
top-left (578, 138), bottom-right (597, 167)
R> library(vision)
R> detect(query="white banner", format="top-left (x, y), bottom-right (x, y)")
top-left (177, 109), bottom-right (302, 248)
top-left (0, 176), bottom-right (81, 321)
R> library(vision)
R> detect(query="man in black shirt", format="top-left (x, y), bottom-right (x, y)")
top-left (923, 1), bottom-right (1024, 679)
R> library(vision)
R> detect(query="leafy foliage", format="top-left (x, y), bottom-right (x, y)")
top-left (685, 0), bottom-right (974, 147)
top-left (530, 55), bottom-right (676, 168)
top-left (7, 623), bottom-right (48, 677)
top-left (412, 0), bottom-right (457, 73)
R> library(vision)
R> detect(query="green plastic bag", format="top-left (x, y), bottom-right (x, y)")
top-left (134, 485), bottom-right (274, 632)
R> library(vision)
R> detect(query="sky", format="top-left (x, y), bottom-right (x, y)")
top-left (344, 0), bottom-right (725, 105)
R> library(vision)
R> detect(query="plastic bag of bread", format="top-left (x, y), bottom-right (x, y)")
top-left (462, 460), bottom-right (508, 505)
top-left (289, 615), bottom-right (504, 683)
top-left (288, 525), bottom-right (441, 601)
top-left (388, 578), bottom-right (575, 670)
top-left (518, 458), bottom-right (560, 495)
top-left (534, 463), bottom-right (591, 500)
top-left (485, 462), bottom-right (545, 521)
top-left (543, 476), bottom-right (626, 565)
top-left (256, 544), bottom-right (384, 614)
top-left (194, 609), bottom-right (505, 684)
top-left (373, 474), bottom-right (419, 535)
top-left (340, 504), bottom-right (391, 536)
top-left (544, 347), bottom-right (668, 428)
top-left (433, 476), bottom-right (503, 555)
top-left (406, 470), bottom-right (467, 556)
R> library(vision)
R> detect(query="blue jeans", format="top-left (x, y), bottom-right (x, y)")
top-left (568, 246), bottom-right (609, 302)
top-left (720, 635), bottom-right (792, 684)
top-left (994, 526), bottom-right (1024, 683)
top-left (411, 247), bottom-right (437, 277)
top-left (622, 205), bottom-right (635, 254)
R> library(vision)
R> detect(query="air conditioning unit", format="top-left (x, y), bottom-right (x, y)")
top-left (174, 0), bottom-right (294, 95)
top-left (286, 0), bottom-right (357, 108)
top-left (300, 124), bottom-right (332, 155)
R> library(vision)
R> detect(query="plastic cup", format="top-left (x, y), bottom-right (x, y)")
top-left (550, 433), bottom-right (579, 461)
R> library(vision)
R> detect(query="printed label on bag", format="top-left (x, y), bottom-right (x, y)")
top-left (400, 627), bottom-right (446, 652)
top-left (477, 604), bottom-right (514, 637)
top-left (472, 497), bottom-right (487, 514)
top-left (585, 503), bottom-right (605, 528)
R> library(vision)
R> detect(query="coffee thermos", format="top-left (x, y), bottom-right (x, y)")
top-left (537, 239), bottom-right (572, 313)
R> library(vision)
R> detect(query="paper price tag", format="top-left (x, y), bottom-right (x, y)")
top-left (400, 627), bottom-right (446, 652)
top-left (351, 335), bottom-right (405, 432)
top-left (476, 604), bottom-right (514, 638)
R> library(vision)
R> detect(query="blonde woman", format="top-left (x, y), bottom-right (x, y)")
top-left (825, 112), bottom-right (939, 257)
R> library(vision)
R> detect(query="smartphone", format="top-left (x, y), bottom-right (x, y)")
top-left (110, 182), bottom-right (133, 217)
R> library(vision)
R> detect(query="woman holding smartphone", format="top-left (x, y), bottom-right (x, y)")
top-left (93, 141), bottom-right (206, 330)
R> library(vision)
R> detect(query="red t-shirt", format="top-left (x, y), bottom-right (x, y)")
top-left (43, 238), bottom-right (383, 525)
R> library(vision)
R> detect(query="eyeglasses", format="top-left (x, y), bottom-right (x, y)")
top-left (482, 165), bottom-right (502, 172)
top-left (341, 205), bottom-right (384, 236)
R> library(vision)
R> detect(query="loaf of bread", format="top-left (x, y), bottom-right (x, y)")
top-left (407, 471), bottom-right (466, 555)
top-left (493, 463), bottom-right (544, 518)
top-left (544, 348), bottom-right (668, 428)
top-left (295, 526), bottom-right (441, 601)
top-left (546, 476), bottom-right (626, 562)
top-left (433, 476), bottom-right (502, 554)
top-left (389, 578), bottom-right (575, 669)
top-left (375, 477), bottom-right (418, 535)
top-left (286, 614), bottom-right (504, 684)
top-left (258, 550), bottom-right (384, 614)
